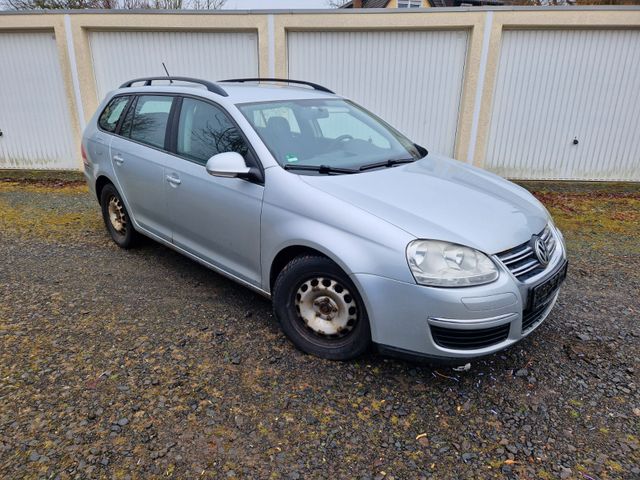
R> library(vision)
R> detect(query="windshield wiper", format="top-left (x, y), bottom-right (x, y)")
top-left (283, 164), bottom-right (358, 174)
top-left (358, 158), bottom-right (418, 171)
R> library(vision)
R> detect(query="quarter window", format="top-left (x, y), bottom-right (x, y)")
top-left (128, 95), bottom-right (174, 149)
top-left (177, 98), bottom-right (248, 164)
top-left (98, 96), bottom-right (130, 133)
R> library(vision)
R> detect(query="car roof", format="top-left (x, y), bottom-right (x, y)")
top-left (111, 81), bottom-right (340, 105)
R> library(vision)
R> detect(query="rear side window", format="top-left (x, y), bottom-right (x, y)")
top-left (98, 96), bottom-right (130, 133)
top-left (128, 95), bottom-right (174, 149)
top-left (177, 97), bottom-right (248, 164)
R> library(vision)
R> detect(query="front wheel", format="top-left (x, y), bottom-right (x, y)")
top-left (272, 255), bottom-right (371, 360)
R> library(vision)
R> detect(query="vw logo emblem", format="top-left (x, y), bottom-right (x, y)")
top-left (533, 236), bottom-right (550, 266)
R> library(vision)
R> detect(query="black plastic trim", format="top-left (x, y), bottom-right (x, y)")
top-left (166, 96), bottom-right (182, 154)
top-left (430, 323), bottom-right (510, 350)
top-left (120, 76), bottom-right (228, 97)
top-left (375, 343), bottom-right (494, 366)
top-left (220, 77), bottom-right (334, 94)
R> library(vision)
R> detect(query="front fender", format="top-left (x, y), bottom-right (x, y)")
top-left (260, 168), bottom-right (416, 292)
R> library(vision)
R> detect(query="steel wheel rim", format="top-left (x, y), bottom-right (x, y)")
top-left (107, 196), bottom-right (127, 235)
top-left (294, 277), bottom-right (358, 338)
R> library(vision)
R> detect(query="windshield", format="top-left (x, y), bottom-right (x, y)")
top-left (237, 99), bottom-right (422, 173)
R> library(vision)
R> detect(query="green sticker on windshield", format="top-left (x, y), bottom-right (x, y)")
top-left (285, 154), bottom-right (299, 163)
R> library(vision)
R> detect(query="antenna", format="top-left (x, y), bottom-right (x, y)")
top-left (162, 62), bottom-right (173, 84)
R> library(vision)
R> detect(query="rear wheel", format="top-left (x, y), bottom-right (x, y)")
top-left (273, 255), bottom-right (371, 360)
top-left (100, 183), bottom-right (138, 249)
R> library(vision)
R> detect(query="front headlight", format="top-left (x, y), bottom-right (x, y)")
top-left (406, 240), bottom-right (499, 287)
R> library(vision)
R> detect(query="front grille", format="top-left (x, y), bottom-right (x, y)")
top-left (496, 226), bottom-right (556, 281)
top-left (522, 304), bottom-right (546, 333)
top-left (430, 323), bottom-right (510, 350)
top-left (522, 291), bottom-right (556, 333)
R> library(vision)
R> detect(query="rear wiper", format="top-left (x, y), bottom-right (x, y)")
top-left (283, 164), bottom-right (358, 174)
top-left (358, 158), bottom-right (417, 171)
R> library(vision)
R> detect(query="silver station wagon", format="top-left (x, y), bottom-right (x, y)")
top-left (82, 76), bottom-right (567, 363)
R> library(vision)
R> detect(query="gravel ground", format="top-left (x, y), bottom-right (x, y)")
top-left (0, 175), bottom-right (638, 480)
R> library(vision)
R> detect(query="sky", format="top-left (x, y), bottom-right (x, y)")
top-left (223, 0), bottom-right (333, 9)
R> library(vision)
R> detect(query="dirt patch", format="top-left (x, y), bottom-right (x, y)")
top-left (0, 169), bottom-right (85, 186)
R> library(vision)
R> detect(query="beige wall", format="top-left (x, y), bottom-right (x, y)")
top-left (0, 8), bottom-right (639, 171)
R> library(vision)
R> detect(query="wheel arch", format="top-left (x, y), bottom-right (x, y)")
top-left (94, 174), bottom-right (142, 235)
top-left (268, 243), bottom-right (355, 294)
top-left (270, 245), bottom-right (327, 292)
top-left (95, 174), bottom-right (115, 205)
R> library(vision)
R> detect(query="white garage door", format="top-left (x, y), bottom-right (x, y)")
top-left (288, 30), bottom-right (468, 156)
top-left (89, 31), bottom-right (259, 101)
top-left (0, 32), bottom-right (76, 170)
top-left (485, 29), bottom-right (640, 181)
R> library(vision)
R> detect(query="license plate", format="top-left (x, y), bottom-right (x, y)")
top-left (530, 261), bottom-right (568, 310)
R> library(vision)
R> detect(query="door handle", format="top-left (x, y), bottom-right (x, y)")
top-left (166, 175), bottom-right (181, 186)
top-left (113, 154), bottom-right (124, 165)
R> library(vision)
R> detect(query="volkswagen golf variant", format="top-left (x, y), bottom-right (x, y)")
top-left (82, 77), bottom-right (567, 362)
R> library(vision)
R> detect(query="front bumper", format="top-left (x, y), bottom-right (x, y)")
top-left (352, 229), bottom-right (567, 363)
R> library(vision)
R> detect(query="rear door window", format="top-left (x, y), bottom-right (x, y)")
top-left (98, 96), bottom-right (130, 133)
top-left (127, 95), bottom-right (174, 149)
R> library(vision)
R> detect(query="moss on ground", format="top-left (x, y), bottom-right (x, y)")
top-left (0, 169), bottom-right (84, 184)
top-left (525, 183), bottom-right (640, 257)
top-left (0, 181), bottom-right (100, 243)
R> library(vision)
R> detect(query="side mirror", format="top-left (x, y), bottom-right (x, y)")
top-left (205, 152), bottom-right (251, 178)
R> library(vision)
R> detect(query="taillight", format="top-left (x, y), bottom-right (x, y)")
top-left (81, 143), bottom-right (89, 168)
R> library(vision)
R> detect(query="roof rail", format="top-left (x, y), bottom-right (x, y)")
top-left (219, 78), bottom-right (334, 94)
top-left (119, 76), bottom-right (228, 97)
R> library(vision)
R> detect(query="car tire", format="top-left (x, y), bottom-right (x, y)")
top-left (100, 183), bottom-right (138, 249)
top-left (273, 255), bottom-right (371, 360)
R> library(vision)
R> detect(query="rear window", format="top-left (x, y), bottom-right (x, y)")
top-left (128, 95), bottom-right (174, 149)
top-left (98, 96), bottom-right (130, 133)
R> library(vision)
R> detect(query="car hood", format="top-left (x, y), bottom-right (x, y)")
top-left (299, 154), bottom-right (549, 254)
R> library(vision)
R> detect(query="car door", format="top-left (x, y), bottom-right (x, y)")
top-left (165, 96), bottom-right (264, 287)
top-left (109, 94), bottom-right (176, 242)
